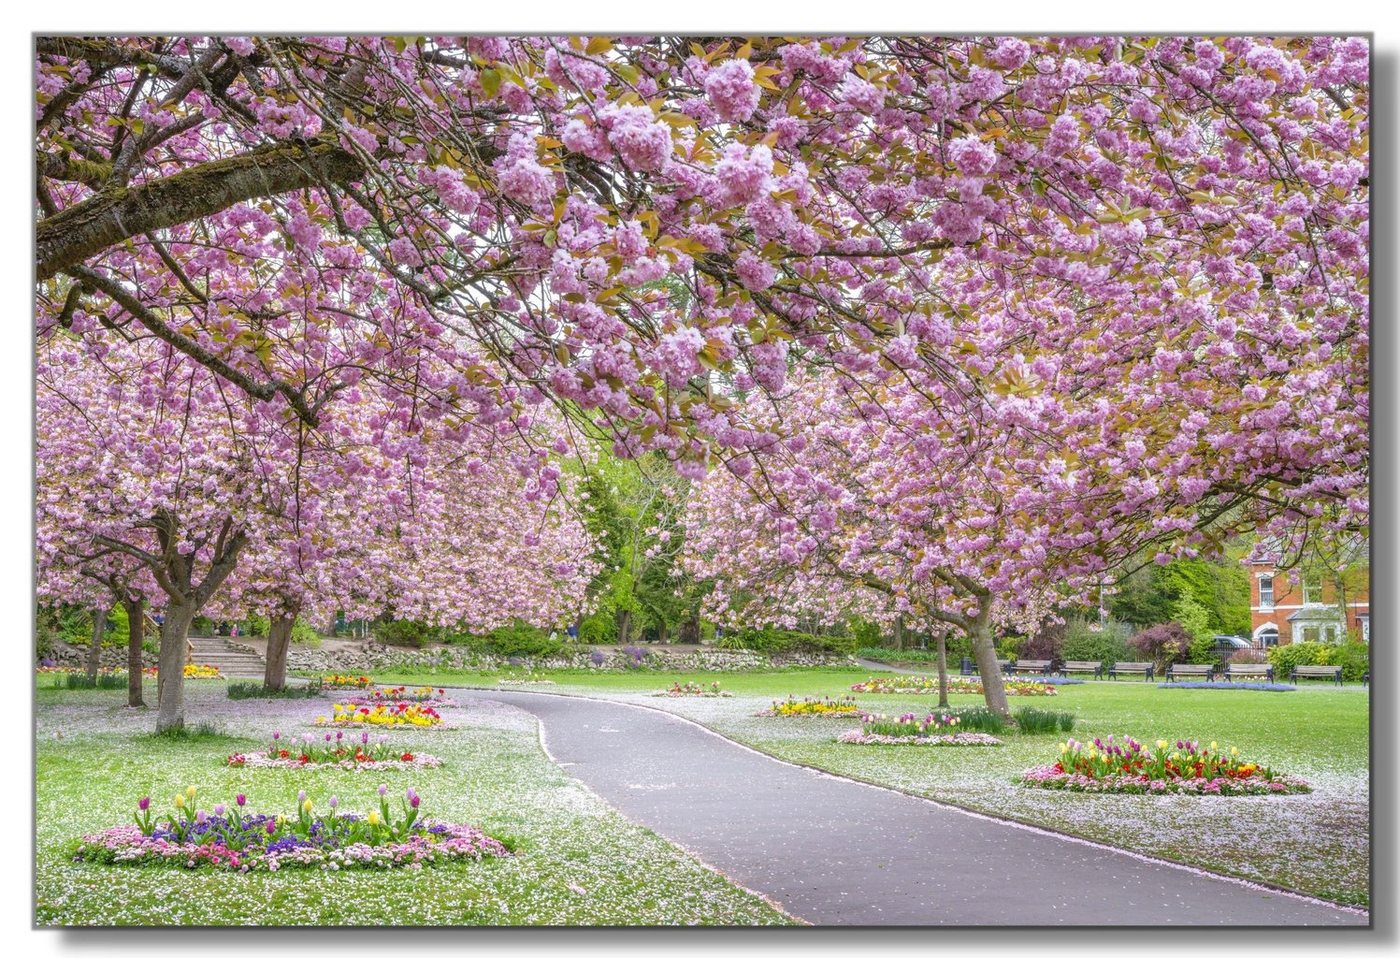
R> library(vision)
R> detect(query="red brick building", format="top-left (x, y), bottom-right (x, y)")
top-left (1244, 557), bottom-right (1369, 647)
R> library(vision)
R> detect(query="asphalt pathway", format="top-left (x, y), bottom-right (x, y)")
top-left (462, 689), bottom-right (1366, 927)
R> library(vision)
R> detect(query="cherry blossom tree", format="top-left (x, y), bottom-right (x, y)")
top-left (35, 36), bottom-right (1370, 473)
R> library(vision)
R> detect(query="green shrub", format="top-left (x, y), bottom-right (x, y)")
top-left (995, 634), bottom-right (1025, 659)
top-left (1060, 618), bottom-right (1131, 667)
top-left (291, 619), bottom-right (321, 647)
top-left (245, 614), bottom-right (271, 637)
top-left (577, 611), bottom-right (617, 645)
top-left (1187, 632), bottom-right (1219, 665)
top-left (729, 628), bottom-right (856, 656)
top-left (141, 638), bottom-right (158, 655)
top-left (150, 722), bottom-right (231, 741)
top-left (58, 673), bottom-right (126, 690)
top-left (227, 679), bottom-right (322, 700)
top-left (948, 706), bottom-right (1006, 734)
top-left (1268, 641), bottom-right (1332, 681)
top-left (1329, 641), bottom-right (1369, 683)
top-left (1013, 707), bottom-right (1076, 735)
top-left (847, 619), bottom-right (883, 648)
top-left (373, 619), bottom-right (440, 647)
top-left (483, 622), bottom-right (561, 657)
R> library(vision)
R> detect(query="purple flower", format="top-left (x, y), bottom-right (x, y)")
top-left (410, 794), bottom-right (421, 809)
top-left (195, 810), bottom-right (207, 824)
top-left (236, 794), bottom-right (246, 807)
top-left (213, 804), bottom-right (226, 816)
top-left (336, 731), bottom-right (343, 741)
top-left (266, 820), bottom-right (277, 835)
top-left (361, 732), bottom-right (370, 745)
top-left (328, 796), bottom-right (339, 809)
top-left (378, 784), bottom-right (388, 797)
top-left (298, 790), bottom-right (307, 803)
top-left (138, 797), bottom-right (150, 811)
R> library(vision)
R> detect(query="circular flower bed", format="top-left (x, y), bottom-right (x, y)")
top-left (314, 702), bottom-right (447, 729)
top-left (74, 787), bottom-right (510, 872)
top-left (1018, 736), bottom-right (1312, 795)
top-left (850, 675), bottom-right (1057, 696)
top-left (229, 731), bottom-right (443, 770)
top-left (340, 686), bottom-right (459, 707)
top-left (836, 711), bottom-right (1002, 746)
top-left (755, 695), bottom-right (860, 717)
top-left (651, 681), bottom-right (732, 698)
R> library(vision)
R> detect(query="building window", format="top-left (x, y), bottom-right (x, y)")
top-left (1257, 626), bottom-right (1279, 648)
top-left (1259, 575), bottom-right (1274, 609)
top-left (1359, 616), bottom-right (1370, 644)
top-left (1302, 575), bottom-right (1322, 605)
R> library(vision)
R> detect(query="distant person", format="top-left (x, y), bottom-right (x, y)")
top-left (567, 623), bottom-right (579, 643)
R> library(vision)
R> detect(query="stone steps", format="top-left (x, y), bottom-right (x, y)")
top-left (185, 636), bottom-right (266, 677)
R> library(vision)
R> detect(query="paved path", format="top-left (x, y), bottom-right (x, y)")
top-left (462, 689), bottom-right (1366, 927)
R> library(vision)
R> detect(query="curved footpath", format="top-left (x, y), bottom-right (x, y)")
top-left (462, 689), bottom-right (1366, 927)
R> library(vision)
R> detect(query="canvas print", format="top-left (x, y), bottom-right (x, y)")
top-left (33, 34), bottom-right (1370, 927)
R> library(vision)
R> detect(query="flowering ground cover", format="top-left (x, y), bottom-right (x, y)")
top-left (384, 667), bottom-right (1369, 907)
top-left (849, 675), bottom-right (1059, 696)
top-left (315, 702), bottom-right (447, 729)
top-left (1157, 682), bottom-right (1296, 692)
top-left (339, 686), bottom-right (459, 706)
top-left (755, 695), bottom-right (860, 717)
top-left (650, 681), bottom-right (732, 698)
top-left (837, 713), bottom-right (1001, 747)
top-left (1019, 736), bottom-right (1312, 795)
top-left (228, 730), bottom-right (443, 770)
top-left (140, 664), bottom-right (223, 679)
top-left (75, 786), bottom-right (509, 871)
top-left (35, 683), bottom-right (794, 925)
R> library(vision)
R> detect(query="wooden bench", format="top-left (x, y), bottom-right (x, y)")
top-left (1109, 661), bottom-right (1154, 681)
top-left (959, 658), bottom-right (1013, 676)
top-left (1060, 660), bottom-right (1103, 679)
top-left (1010, 658), bottom-right (1052, 675)
top-left (1290, 664), bottom-right (1342, 685)
top-left (1223, 663), bottom-right (1274, 682)
top-left (1166, 663), bottom-right (1216, 682)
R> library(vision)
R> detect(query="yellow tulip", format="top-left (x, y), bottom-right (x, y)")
top-left (302, 798), bottom-right (313, 813)
top-left (1209, 741), bottom-right (1218, 752)
top-left (186, 785), bottom-right (197, 798)
top-left (368, 810), bottom-right (381, 826)
top-left (173, 794), bottom-right (185, 809)
top-left (1230, 746), bottom-right (1240, 757)
top-left (1156, 740), bottom-right (1168, 749)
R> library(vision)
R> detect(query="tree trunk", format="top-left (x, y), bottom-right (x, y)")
top-left (264, 608), bottom-right (298, 692)
top-left (617, 609), bottom-right (633, 646)
top-left (124, 597), bottom-right (145, 707)
top-left (936, 632), bottom-right (949, 708)
top-left (893, 613), bottom-right (906, 651)
top-left (157, 600), bottom-right (196, 732)
top-left (970, 602), bottom-right (1009, 716)
top-left (85, 606), bottom-right (108, 683)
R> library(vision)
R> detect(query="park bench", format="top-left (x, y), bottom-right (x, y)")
top-left (1010, 659), bottom-right (1052, 675)
top-left (1108, 661), bottom-right (1154, 681)
top-left (1060, 660), bottom-right (1103, 679)
top-left (1223, 663), bottom-right (1274, 683)
top-left (1290, 664), bottom-right (1342, 685)
top-left (959, 658), bottom-right (1013, 676)
top-left (1166, 663), bottom-right (1216, 682)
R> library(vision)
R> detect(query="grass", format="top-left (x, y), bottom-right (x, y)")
top-left (377, 666), bottom-right (1370, 908)
top-left (34, 682), bottom-right (794, 926)
top-left (226, 680), bottom-right (323, 700)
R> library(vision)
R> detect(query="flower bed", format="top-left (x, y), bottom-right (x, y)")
top-left (340, 686), bottom-right (459, 706)
top-left (36, 665), bottom-right (125, 675)
top-left (849, 675), bottom-right (1057, 696)
top-left (314, 702), bottom-right (447, 729)
top-left (321, 674), bottom-right (372, 691)
top-left (73, 787), bottom-right (510, 872)
top-left (141, 663), bottom-right (223, 679)
top-left (1018, 736), bottom-right (1312, 795)
top-left (651, 681), bottom-right (732, 698)
top-left (840, 711), bottom-right (1006, 747)
top-left (755, 695), bottom-right (861, 717)
top-left (496, 677), bottom-right (556, 686)
top-left (1156, 682), bottom-right (1296, 692)
top-left (228, 730), bottom-right (443, 770)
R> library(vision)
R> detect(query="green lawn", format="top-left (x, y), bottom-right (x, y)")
top-left (34, 681), bottom-right (794, 926)
top-left (375, 666), bottom-right (1371, 907)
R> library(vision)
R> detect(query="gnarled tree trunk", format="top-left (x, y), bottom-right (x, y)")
top-left (85, 606), bottom-right (108, 683)
top-left (124, 597), bottom-right (145, 707)
top-left (893, 613), bottom-right (906, 651)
